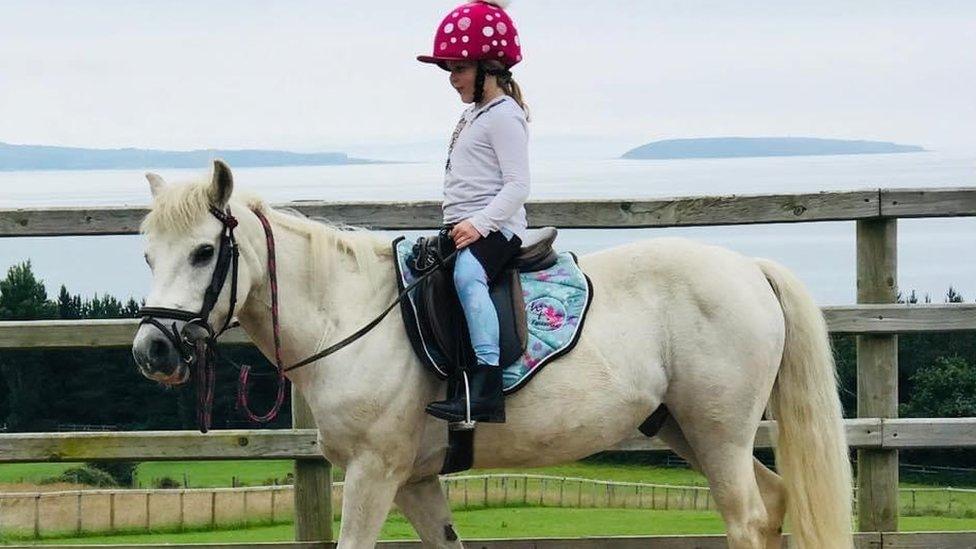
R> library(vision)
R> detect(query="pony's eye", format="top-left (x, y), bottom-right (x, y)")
top-left (191, 244), bottom-right (215, 265)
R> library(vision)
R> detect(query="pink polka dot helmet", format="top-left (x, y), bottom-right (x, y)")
top-left (417, 0), bottom-right (522, 69)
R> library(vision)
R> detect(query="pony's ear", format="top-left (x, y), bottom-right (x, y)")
top-left (145, 172), bottom-right (166, 197)
top-left (208, 159), bottom-right (234, 207)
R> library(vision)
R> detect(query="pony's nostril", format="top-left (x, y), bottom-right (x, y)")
top-left (149, 338), bottom-right (169, 361)
top-left (148, 337), bottom-right (177, 375)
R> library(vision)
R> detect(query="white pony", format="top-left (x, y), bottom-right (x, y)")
top-left (132, 161), bottom-right (852, 549)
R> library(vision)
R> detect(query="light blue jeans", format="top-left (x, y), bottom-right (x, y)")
top-left (453, 229), bottom-right (514, 366)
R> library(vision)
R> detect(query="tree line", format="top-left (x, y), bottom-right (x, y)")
top-left (0, 261), bottom-right (290, 432)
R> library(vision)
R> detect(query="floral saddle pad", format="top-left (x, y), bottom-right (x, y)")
top-left (393, 236), bottom-right (593, 395)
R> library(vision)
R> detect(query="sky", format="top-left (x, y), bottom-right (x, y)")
top-left (1, 1), bottom-right (974, 157)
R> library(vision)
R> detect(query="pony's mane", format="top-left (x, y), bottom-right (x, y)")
top-left (141, 178), bottom-right (391, 276)
top-left (267, 206), bottom-right (393, 275)
top-left (141, 178), bottom-right (224, 236)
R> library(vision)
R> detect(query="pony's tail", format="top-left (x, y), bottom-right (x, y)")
top-left (757, 258), bottom-right (853, 549)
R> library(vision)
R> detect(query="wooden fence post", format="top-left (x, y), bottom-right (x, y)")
top-left (243, 489), bottom-right (249, 526)
top-left (76, 492), bottom-right (82, 534)
top-left (293, 390), bottom-right (333, 541)
top-left (271, 486), bottom-right (277, 523)
top-left (856, 218), bottom-right (899, 532)
top-left (33, 494), bottom-right (40, 539)
top-left (109, 493), bottom-right (116, 532)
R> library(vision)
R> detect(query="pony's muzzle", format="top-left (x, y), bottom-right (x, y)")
top-left (132, 323), bottom-right (186, 384)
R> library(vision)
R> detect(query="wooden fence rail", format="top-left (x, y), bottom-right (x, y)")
top-left (3, 303), bottom-right (976, 352)
top-left (1, 187), bottom-right (974, 237)
top-left (0, 417), bottom-right (973, 463)
top-left (2, 187), bottom-right (976, 545)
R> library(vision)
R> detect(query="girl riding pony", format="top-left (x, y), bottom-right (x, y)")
top-left (417, 0), bottom-right (530, 424)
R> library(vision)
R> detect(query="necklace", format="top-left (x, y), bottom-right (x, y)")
top-left (445, 97), bottom-right (507, 172)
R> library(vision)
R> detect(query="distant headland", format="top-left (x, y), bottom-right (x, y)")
top-left (0, 142), bottom-right (381, 171)
top-left (621, 137), bottom-right (925, 160)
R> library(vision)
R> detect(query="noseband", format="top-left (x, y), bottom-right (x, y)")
top-left (139, 205), bottom-right (285, 433)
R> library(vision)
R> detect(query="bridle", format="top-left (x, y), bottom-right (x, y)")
top-left (139, 205), bottom-right (282, 433)
top-left (139, 206), bottom-right (456, 433)
top-left (139, 206), bottom-right (241, 346)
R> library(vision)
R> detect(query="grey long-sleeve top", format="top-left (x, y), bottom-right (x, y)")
top-left (442, 95), bottom-right (529, 239)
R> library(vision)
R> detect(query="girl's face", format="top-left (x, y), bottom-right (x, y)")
top-left (446, 61), bottom-right (477, 103)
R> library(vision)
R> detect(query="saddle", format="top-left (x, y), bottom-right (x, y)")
top-left (407, 227), bottom-right (560, 376)
top-left (394, 227), bottom-right (592, 396)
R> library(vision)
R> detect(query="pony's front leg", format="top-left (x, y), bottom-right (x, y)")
top-left (395, 475), bottom-right (463, 548)
top-left (336, 454), bottom-right (405, 549)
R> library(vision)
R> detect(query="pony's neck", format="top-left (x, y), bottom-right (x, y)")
top-left (234, 209), bottom-right (396, 383)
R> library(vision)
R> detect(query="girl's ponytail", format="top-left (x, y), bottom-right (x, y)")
top-left (484, 60), bottom-right (530, 121)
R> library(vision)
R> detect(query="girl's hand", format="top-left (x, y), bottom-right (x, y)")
top-left (450, 220), bottom-right (482, 248)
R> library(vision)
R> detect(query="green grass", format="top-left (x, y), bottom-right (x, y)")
top-left (9, 507), bottom-right (976, 546)
top-left (135, 460), bottom-right (302, 487)
top-left (0, 461), bottom-right (706, 489)
top-left (462, 463), bottom-right (709, 486)
top-left (5, 459), bottom-right (974, 491)
top-left (0, 509), bottom-right (727, 545)
top-left (0, 461), bottom-right (326, 488)
top-left (900, 515), bottom-right (976, 531)
top-left (0, 463), bottom-right (78, 485)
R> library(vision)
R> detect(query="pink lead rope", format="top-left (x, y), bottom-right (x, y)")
top-left (235, 208), bottom-right (287, 424)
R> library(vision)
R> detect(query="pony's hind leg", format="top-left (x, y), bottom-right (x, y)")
top-left (395, 476), bottom-right (464, 549)
top-left (658, 415), bottom-right (777, 547)
top-left (664, 378), bottom-right (783, 549)
top-left (696, 440), bottom-right (772, 548)
top-left (754, 458), bottom-right (786, 549)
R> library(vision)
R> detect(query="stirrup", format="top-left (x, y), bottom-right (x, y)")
top-left (450, 370), bottom-right (476, 431)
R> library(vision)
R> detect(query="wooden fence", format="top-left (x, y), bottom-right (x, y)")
top-left (1, 187), bottom-right (976, 547)
top-left (6, 473), bottom-right (972, 537)
top-left (0, 484), bottom-right (296, 538)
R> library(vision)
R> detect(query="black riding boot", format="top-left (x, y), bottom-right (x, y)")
top-left (426, 365), bottom-right (506, 423)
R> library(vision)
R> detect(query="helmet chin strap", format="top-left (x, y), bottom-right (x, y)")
top-left (473, 62), bottom-right (486, 104)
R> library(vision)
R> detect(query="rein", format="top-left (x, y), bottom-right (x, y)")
top-left (140, 207), bottom-right (455, 432)
top-left (282, 229), bottom-right (457, 374)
